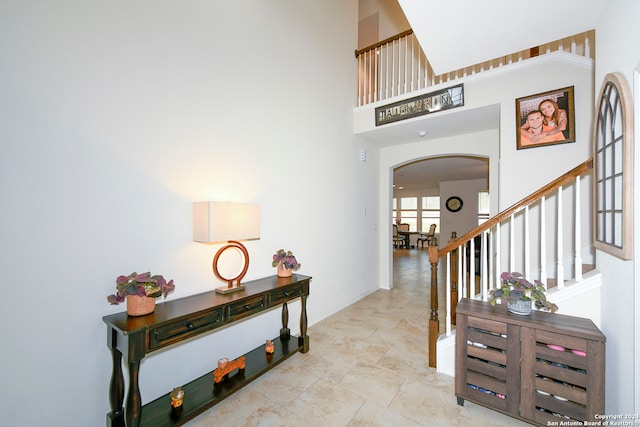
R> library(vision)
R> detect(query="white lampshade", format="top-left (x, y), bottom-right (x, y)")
top-left (193, 202), bottom-right (260, 243)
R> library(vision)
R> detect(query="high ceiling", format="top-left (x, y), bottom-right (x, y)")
top-left (384, 1), bottom-right (606, 192)
top-left (398, 0), bottom-right (606, 75)
top-left (394, 156), bottom-right (488, 191)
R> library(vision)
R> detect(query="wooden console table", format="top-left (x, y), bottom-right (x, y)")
top-left (103, 274), bottom-right (311, 427)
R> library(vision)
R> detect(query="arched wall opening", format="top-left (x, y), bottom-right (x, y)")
top-left (393, 155), bottom-right (489, 244)
top-left (377, 129), bottom-right (501, 290)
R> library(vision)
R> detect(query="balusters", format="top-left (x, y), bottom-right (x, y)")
top-left (356, 30), bottom-right (594, 106)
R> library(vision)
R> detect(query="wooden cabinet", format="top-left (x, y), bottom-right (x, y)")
top-left (455, 298), bottom-right (605, 426)
top-left (103, 274), bottom-right (311, 427)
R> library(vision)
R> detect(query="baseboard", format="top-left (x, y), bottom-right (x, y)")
top-left (436, 332), bottom-right (456, 377)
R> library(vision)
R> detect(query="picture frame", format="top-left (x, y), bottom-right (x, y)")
top-left (375, 84), bottom-right (464, 126)
top-left (515, 86), bottom-right (575, 150)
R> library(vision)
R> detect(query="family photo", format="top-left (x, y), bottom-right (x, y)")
top-left (515, 86), bottom-right (575, 149)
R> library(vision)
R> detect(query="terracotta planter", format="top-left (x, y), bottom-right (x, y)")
top-left (127, 295), bottom-right (156, 316)
top-left (276, 261), bottom-right (293, 278)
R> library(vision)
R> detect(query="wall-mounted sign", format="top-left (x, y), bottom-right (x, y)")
top-left (375, 84), bottom-right (464, 126)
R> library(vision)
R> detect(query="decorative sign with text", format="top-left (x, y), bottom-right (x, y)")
top-left (375, 84), bottom-right (464, 126)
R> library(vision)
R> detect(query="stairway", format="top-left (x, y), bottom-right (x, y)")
top-left (427, 159), bottom-right (598, 370)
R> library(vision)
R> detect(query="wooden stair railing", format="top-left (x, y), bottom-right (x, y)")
top-left (428, 158), bottom-right (594, 368)
top-left (355, 30), bottom-right (594, 107)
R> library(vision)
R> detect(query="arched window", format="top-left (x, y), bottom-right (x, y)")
top-left (593, 72), bottom-right (634, 259)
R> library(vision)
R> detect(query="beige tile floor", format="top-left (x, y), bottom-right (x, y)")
top-left (184, 248), bottom-right (531, 427)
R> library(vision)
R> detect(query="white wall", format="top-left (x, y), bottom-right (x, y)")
top-left (439, 178), bottom-right (488, 246)
top-left (358, 0), bottom-right (409, 44)
top-left (0, 1), bottom-right (380, 426)
top-left (594, 0), bottom-right (640, 414)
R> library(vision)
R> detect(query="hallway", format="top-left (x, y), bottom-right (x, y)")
top-left (184, 249), bottom-right (529, 426)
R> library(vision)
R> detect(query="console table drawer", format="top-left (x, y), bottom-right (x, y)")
top-left (227, 295), bottom-right (266, 321)
top-left (149, 309), bottom-right (223, 350)
top-left (269, 283), bottom-right (304, 305)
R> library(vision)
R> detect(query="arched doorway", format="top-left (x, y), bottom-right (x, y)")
top-left (392, 156), bottom-right (489, 247)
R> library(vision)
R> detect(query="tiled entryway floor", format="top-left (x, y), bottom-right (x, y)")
top-left (184, 248), bottom-right (530, 426)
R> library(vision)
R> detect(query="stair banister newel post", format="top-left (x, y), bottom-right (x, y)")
top-left (428, 237), bottom-right (439, 368)
top-left (451, 247), bottom-right (458, 326)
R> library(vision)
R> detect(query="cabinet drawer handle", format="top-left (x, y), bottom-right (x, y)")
top-left (186, 322), bottom-right (194, 330)
top-left (284, 291), bottom-right (289, 297)
top-left (244, 305), bottom-right (251, 311)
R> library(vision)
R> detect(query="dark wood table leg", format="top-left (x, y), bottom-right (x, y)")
top-left (125, 361), bottom-right (142, 427)
top-left (299, 294), bottom-right (309, 353)
top-left (107, 328), bottom-right (124, 427)
top-left (107, 349), bottom-right (125, 426)
top-left (280, 301), bottom-right (290, 339)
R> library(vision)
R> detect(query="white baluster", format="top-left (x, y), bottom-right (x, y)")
top-left (524, 205), bottom-right (531, 279)
top-left (575, 176), bottom-right (583, 280)
top-left (488, 228), bottom-right (494, 290)
top-left (357, 54), bottom-right (362, 106)
top-left (481, 232), bottom-right (488, 301)
top-left (495, 224), bottom-right (501, 284)
top-left (458, 243), bottom-right (464, 299)
top-left (469, 236), bottom-right (476, 282)
top-left (373, 49), bottom-right (378, 102)
top-left (540, 196), bottom-right (548, 287)
top-left (402, 36), bottom-right (407, 95)
top-left (445, 252), bottom-right (451, 336)
top-left (410, 35), bottom-right (415, 92)
top-left (462, 243), bottom-right (468, 299)
top-left (387, 41), bottom-right (392, 99)
top-left (364, 51), bottom-right (370, 104)
top-left (509, 214), bottom-right (515, 272)
top-left (557, 186), bottom-right (565, 288)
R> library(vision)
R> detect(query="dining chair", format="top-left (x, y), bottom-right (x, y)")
top-left (398, 223), bottom-right (411, 248)
top-left (392, 224), bottom-right (403, 248)
top-left (416, 223), bottom-right (437, 248)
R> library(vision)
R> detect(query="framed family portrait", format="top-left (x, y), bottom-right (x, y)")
top-left (515, 86), bottom-right (575, 150)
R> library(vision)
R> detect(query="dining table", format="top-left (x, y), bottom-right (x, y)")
top-left (397, 230), bottom-right (418, 249)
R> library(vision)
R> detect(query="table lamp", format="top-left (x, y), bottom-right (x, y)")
top-left (193, 201), bottom-right (260, 294)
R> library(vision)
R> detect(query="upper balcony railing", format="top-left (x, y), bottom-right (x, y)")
top-left (355, 30), bottom-right (595, 107)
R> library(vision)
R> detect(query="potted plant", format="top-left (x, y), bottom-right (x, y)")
top-left (272, 249), bottom-right (301, 278)
top-left (488, 271), bottom-right (558, 315)
top-left (107, 272), bottom-right (175, 316)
